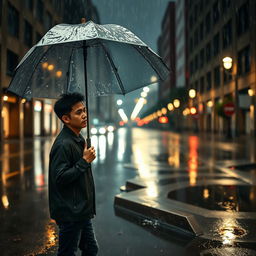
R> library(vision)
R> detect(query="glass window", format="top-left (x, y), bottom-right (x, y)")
top-left (190, 37), bottom-right (193, 52)
top-left (200, 76), bottom-right (204, 93)
top-left (238, 46), bottom-right (250, 75)
top-left (200, 22), bottom-right (204, 40)
top-left (206, 42), bottom-right (211, 62)
top-left (194, 29), bottom-right (199, 46)
top-left (213, 0), bottom-right (220, 24)
top-left (200, 48), bottom-right (204, 68)
top-left (222, 0), bottom-right (231, 13)
top-left (45, 11), bottom-right (52, 29)
top-left (6, 49), bottom-right (18, 76)
top-left (24, 20), bottom-right (33, 47)
top-left (213, 33), bottom-right (219, 56)
top-left (214, 66), bottom-right (220, 87)
top-left (36, 0), bottom-right (44, 23)
top-left (8, 3), bottom-right (19, 38)
top-left (237, 1), bottom-right (249, 36)
top-left (206, 71), bottom-right (212, 91)
top-left (194, 54), bottom-right (199, 72)
top-left (190, 60), bottom-right (194, 75)
top-left (222, 19), bottom-right (232, 49)
top-left (25, 0), bottom-right (33, 11)
top-left (205, 12), bottom-right (211, 35)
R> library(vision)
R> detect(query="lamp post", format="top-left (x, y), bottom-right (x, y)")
top-left (222, 56), bottom-right (239, 137)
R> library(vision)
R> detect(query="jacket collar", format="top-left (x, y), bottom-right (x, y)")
top-left (62, 125), bottom-right (85, 143)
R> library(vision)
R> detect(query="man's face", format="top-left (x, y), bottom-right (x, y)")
top-left (62, 102), bottom-right (87, 129)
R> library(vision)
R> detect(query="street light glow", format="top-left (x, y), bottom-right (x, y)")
top-left (117, 99), bottom-right (123, 106)
top-left (141, 91), bottom-right (147, 98)
top-left (207, 100), bottom-right (213, 107)
top-left (131, 98), bottom-right (145, 120)
top-left (248, 89), bottom-right (254, 97)
top-left (189, 89), bottom-right (196, 98)
top-left (143, 87), bottom-right (150, 93)
top-left (56, 70), bottom-right (62, 77)
top-left (173, 99), bottom-right (180, 108)
top-left (3, 96), bottom-right (8, 101)
top-left (118, 108), bottom-right (128, 122)
top-left (223, 57), bottom-right (233, 70)
top-left (168, 103), bottom-right (174, 111)
top-left (161, 107), bottom-right (167, 115)
top-left (150, 75), bottom-right (157, 83)
top-left (47, 64), bottom-right (54, 71)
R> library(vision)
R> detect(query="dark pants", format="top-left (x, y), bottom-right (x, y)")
top-left (57, 219), bottom-right (98, 256)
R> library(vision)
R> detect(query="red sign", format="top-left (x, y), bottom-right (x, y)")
top-left (224, 103), bottom-right (235, 116)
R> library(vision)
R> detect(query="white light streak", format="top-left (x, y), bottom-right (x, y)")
top-left (131, 98), bottom-right (145, 120)
top-left (118, 109), bottom-right (128, 122)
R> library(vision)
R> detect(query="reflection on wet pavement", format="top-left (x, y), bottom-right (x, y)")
top-left (168, 185), bottom-right (256, 212)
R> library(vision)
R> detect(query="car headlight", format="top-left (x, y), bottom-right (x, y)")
top-left (107, 125), bottom-right (115, 132)
top-left (91, 128), bottom-right (97, 135)
top-left (99, 127), bottom-right (106, 134)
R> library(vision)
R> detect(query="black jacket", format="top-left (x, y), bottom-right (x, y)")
top-left (48, 125), bottom-right (96, 222)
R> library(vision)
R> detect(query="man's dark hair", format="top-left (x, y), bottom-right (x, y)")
top-left (54, 92), bottom-right (85, 120)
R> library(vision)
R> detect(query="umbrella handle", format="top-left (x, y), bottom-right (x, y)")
top-left (86, 137), bottom-right (91, 149)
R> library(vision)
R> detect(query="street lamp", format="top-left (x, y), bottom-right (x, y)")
top-left (222, 57), bottom-right (233, 70)
top-left (189, 89), bottom-right (196, 99)
top-left (117, 99), bottom-right (123, 106)
top-left (173, 99), bottom-right (180, 108)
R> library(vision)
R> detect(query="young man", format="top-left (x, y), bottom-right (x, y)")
top-left (48, 93), bottom-right (98, 256)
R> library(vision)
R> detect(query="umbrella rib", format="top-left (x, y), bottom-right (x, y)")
top-left (99, 42), bottom-right (126, 95)
top-left (66, 48), bottom-right (74, 92)
top-left (20, 45), bottom-right (54, 99)
top-left (132, 45), bottom-right (165, 80)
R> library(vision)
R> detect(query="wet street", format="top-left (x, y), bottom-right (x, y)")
top-left (1, 127), bottom-right (256, 256)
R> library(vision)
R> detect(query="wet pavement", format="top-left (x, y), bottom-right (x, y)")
top-left (0, 128), bottom-right (256, 255)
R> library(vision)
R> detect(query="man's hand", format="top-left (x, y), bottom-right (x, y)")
top-left (83, 146), bottom-right (96, 163)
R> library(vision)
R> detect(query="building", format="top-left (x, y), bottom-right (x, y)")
top-left (0, 0), bottom-right (63, 139)
top-left (187, 0), bottom-right (256, 136)
top-left (158, 1), bottom-right (176, 104)
top-left (175, 0), bottom-right (188, 89)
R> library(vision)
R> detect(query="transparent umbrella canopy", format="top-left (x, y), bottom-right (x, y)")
top-left (7, 20), bottom-right (169, 144)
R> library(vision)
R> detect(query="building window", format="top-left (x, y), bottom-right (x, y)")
top-left (206, 42), bottom-right (211, 62)
top-left (194, 4), bottom-right (198, 23)
top-left (206, 71), bottom-right (212, 91)
top-left (36, 0), bottom-right (44, 23)
top-left (199, 0), bottom-right (204, 11)
top-left (205, 12), bottom-right (211, 35)
top-left (25, 0), bottom-right (33, 11)
top-left (189, 15), bottom-right (193, 29)
top-left (194, 54), bottom-right (199, 72)
top-left (223, 67), bottom-right (232, 83)
top-left (190, 60), bottom-right (194, 75)
top-left (238, 46), bottom-right (250, 75)
top-left (213, 0), bottom-right (220, 24)
top-left (222, 19), bottom-right (232, 49)
top-left (200, 76), bottom-right (204, 93)
top-left (237, 1), bottom-right (249, 36)
top-left (8, 3), bottom-right (19, 38)
top-left (214, 66), bottom-right (220, 87)
top-left (195, 80), bottom-right (199, 92)
top-left (200, 49), bottom-right (204, 68)
top-left (190, 37), bottom-right (193, 52)
top-left (194, 29), bottom-right (199, 47)
top-left (200, 22), bottom-right (204, 41)
top-left (45, 11), bottom-right (52, 29)
top-left (24, 20), bottom-right (33, 47)
top-left (213, 33), bottom-right (219, 56)
top-left (222, 0), bottom-right (231, 13)
top-left (36, 32), bottom-right (42, 43)
top-left (7, 50), bottom-right (18, 76)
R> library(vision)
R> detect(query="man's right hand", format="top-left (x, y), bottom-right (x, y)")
top-left (83, 146), bottom-right (96, 163)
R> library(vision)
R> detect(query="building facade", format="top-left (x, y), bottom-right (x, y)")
top-left (158, 1), bottom-right (176, 103)
top-left (0, 0), bottom-right (63, 139)
top-left (187, 0), bottom-right (256, 136)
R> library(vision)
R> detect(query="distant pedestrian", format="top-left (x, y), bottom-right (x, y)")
top-left (48, 92), bottom-right (98, 256)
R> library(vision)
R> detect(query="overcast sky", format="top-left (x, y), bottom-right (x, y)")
top-left (92, 0), bottom-right (171, 115)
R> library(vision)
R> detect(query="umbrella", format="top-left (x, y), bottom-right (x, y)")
top-left (7, 20), bottom-right (169, 146)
